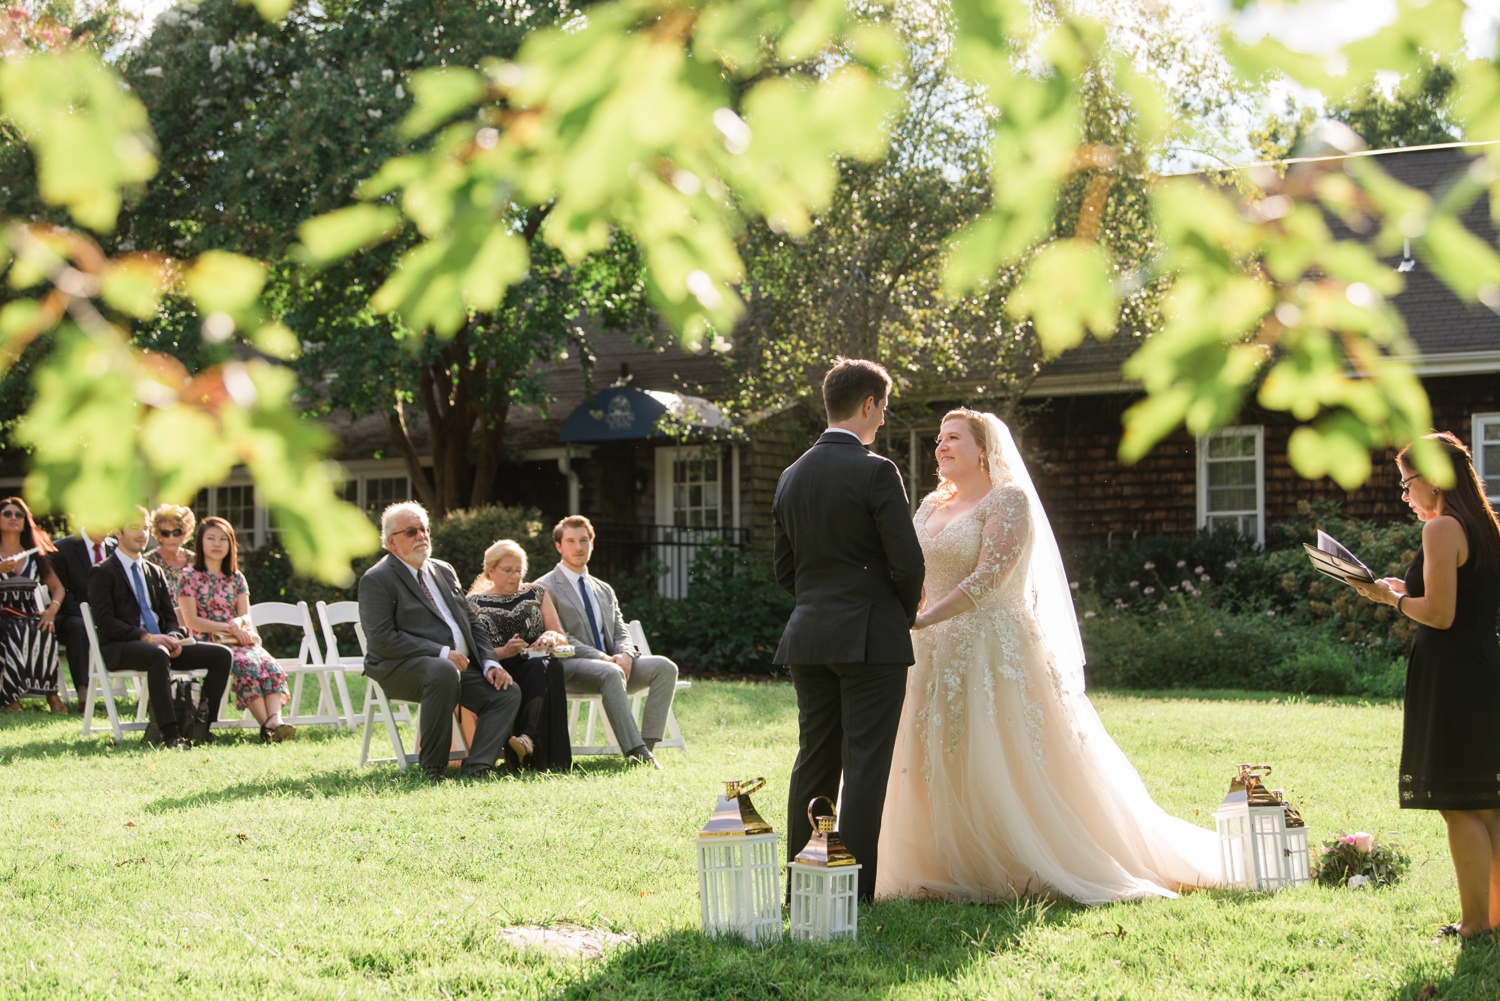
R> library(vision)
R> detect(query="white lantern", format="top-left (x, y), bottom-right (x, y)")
top-left (788, 796), bottom-right (860, 942)
top-left (695, 778), bottom-right (782, 943)
top-left (1215, 764), bottom-right (1311, 892)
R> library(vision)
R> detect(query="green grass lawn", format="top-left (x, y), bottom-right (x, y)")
top-left (2, 681), bottom-right (1498, 1000)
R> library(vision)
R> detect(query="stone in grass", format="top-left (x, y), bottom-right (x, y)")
top-left (496, 924), bottom-right (634, 959)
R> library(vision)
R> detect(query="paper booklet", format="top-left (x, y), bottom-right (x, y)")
top-left (1302, 529), bottom-right (1376, 585)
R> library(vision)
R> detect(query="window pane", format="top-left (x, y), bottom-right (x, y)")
top-left (704, 458), bottom-right (717, 482)
top-left (1207, 461), bottom-right (1256, 488)
top-left (1485, 422), bottom-right (1500, 442)
top-left (1208, 434), bottom-right (1256, 459)
top-left (214, 485), bottom-right (256, 545)
top-left (364, 477), bottom-right (409, 518)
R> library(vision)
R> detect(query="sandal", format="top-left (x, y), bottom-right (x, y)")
top-left (2, 701), bottom-right (19, 713)
top-left (1434, 923), bottom-right (1494, 945)
top-left (508, 734), bottom-right (533, 765)
top-left (47, 695), bottom-right (66, 715)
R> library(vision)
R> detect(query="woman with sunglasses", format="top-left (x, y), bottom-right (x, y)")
top-left (1354, 431), bottom-right (1500, 943)
top-left (0, 496), bottom-right (65, 713)
top-left (143, 504), bottom-right (195, 597)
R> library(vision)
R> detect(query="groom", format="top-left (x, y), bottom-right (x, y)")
top-left (773, 358), bottom-right (925, 901)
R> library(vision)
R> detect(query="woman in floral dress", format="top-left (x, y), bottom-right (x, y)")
top-left (176, 517), bottom-right (294, 742)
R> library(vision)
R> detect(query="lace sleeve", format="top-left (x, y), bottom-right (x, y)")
top-left (957, 486), bottom-right (1031, 604)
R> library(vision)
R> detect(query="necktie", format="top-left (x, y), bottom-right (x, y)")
top-left (414, 565), bottom-right (440, 612)
top-left (577, 575), bottom-right (605, 653)
top-left (92, 541), bottom-right (103, 565)
top-left (129, 562), bottom-right (161, 635)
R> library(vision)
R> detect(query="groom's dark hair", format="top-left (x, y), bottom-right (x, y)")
top-left (823, 358), bottom-right (892, 422)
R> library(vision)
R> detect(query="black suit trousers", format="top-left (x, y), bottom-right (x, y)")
top-left (367, 657), bottom-right (520, 778)
top-left (57, 613), bottom-right (90, 695)
top-left (786, 662), bottom-right (908, 902)
top-left (108, 642), bottom-right (233, 728)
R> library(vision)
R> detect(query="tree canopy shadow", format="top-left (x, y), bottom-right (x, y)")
top-left (545, 895), bottom-right (1069, 1001)
top-left (1386, 935), bottom-right (1500, 1000)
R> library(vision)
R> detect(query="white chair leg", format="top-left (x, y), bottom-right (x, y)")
top-left (103, 671), bottom-right (125, 744)
top-left (333, 671), bottom-right (356, 731)
top-left (359, 691), bottom-right (377, 768)
top-left (377, 684), bottom-right (407, 772)
top-left (584, 700), bottom-right (598, 747)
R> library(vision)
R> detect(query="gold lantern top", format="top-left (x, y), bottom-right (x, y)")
top-left (1221, 762), bottom-right (1305, 828)
top-left (793, 796), bottom-right (858, 867)
top-left (699, 777), bottom-right (774, 837)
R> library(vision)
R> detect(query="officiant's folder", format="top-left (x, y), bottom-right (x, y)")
top-left (1302, 529), bottom-right (1376, 585)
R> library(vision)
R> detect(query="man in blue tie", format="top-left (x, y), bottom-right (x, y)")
top-left (533, 516), bottom-right (679, 769)
top-left (87, 508), bottom-right (233, 748)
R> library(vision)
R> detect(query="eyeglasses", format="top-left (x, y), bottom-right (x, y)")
top-left (0, 510), bottom-right (23, 520)
top-left (1400, 474), bottom-right (1420, 497)
top-left (388, 525), bottom-right (429, 540)
top-left (157, 528), bottom-right (184, 538)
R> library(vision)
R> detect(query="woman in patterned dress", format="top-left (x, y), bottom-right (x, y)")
top-left (143, 504), bottom-right (195, 597)
top-left (176, 517), bottom-right (295, 743)
top-left (0, 497), bottom-right (64, 713)
top-left (466, 539), bottom-right (570, 770)
top-left (877, 410), bottom-right (1219, 904)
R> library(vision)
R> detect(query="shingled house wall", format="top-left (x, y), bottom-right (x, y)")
top-left (1026, 372), bottom-right (1498, 549)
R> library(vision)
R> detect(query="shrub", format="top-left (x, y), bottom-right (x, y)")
top-left (239, 503), bottom-right (555, 607)
top-left (1078, 604), bottom-right (1402, 695)
top-left (623, 543), bottom-right (793, 674)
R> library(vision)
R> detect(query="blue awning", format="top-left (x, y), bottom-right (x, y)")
top-left (557, 386), bottom-right (731, 443)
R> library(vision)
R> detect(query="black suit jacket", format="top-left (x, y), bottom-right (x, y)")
top-left (87, 553), bottom-right (185, 668)
top-left (54, 534), bottom-right (115, 618)
top-left (357, 553), bottom-right (497, 675)
top-left (772, 431), bottom-right (925, 665)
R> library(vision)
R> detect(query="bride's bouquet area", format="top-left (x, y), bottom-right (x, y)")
top-left (1313, 832), bottom-right (1411, 890)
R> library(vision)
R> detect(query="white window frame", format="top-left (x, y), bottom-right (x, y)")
top-left (1196, 426), bottom-right (1265, 547)
top-left (1475, 412), bottom-right (1500, 504)
top-left (654, 445), bottom-right (724, 530)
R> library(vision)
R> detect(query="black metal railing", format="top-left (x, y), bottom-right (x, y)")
top-left (589, 523), bottom-right (751, 600)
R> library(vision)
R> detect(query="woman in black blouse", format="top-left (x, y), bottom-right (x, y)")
top-left (1356, 432), bottom-right (1500, 942)
top-left (466, 540), bottom-right (571, 770)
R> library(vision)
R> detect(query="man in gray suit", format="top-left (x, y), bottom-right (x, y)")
top-left (358, 501), bottom-right (521, 781)
top-left (533, 515), bottom-right (677, 768)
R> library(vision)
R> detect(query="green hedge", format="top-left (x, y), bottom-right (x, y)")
top-left (241, 503), bottom-right (557, 608)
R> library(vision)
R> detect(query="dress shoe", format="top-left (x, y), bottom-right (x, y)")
top-left (47, 695), bottom-right (67, 715)
top-left (626, 748), bottom-right (663, 770)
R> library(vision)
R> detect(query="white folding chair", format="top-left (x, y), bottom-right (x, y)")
top-left (254, 600), bottom-right (353, 729)
top-left (79, 603), bottom-right (204, 742)
top-left (566, 619), bottom-right (690, 756)
top-left (317, 600), bottom-right (466, 771)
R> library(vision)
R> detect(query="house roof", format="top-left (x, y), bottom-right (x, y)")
top-left (1034, 143), bottom-right (1500, 391)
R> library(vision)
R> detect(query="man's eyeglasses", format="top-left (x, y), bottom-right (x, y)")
top-left (157, 528), bottom-right (184, 537)
top-left (1400, 474), bottom-right (1420, 497)
top-left (388, 525), bottom-right (429, 541)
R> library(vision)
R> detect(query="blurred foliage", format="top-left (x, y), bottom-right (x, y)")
top-left (1251, 56), bottom-right (1459, 160)
top-left (108, 0), bottom-right (654, 516)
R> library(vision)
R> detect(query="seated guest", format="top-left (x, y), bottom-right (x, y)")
top-left (143, 504), bottom-right (195, 596)
top-left (87, 508), bottom-right (232, 748)
top-left (467, 539), bottom-right (571, 771)
top-left (53, 524), bottom-right (116, 707)
top-left (357, 501), bottom-right (521, 782)
top-left (533, 515), bottom-right (679, 769)
top-left (176, 517), bottom-right (295, 743)
top-left (0, 497), bottom-right (65, 714)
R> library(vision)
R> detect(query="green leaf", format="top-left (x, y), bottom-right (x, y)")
top-left (100, 254), bottom-right (170, 320)
top-left (1007, 240), bottom-right (1118, 357)
top-left (399, 67), bottom-right (485, 140)
top-left (0, 50), bottom-right (157, 232)
top-left (295, 204), bottom-right (402, 264)
top-left (250, 322), bottom-right (300, 361)
top-left (184, 251), bottom-right (267, 315)
top-left (238, 0), bottom-right (294, 21)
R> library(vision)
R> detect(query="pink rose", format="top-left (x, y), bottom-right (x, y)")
top-left (1354, 832), bottom-right (1374, 853)
top-left (1339, 835), bottom-right (1357, 845)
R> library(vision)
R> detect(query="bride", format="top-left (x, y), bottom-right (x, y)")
top-left (875, 408), bottom-right (1221, 903)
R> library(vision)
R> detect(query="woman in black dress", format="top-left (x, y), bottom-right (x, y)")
top-left (0, 497), bottom-right (65, 714)
top-left (1356, 432), bottom-right (1500, 942)
top-left (466, 539), bottom-right (571, 771)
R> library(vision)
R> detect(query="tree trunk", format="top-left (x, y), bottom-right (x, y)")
top-left (469, 397), bottom-right (510, 509)
top-left (386, 397), bottom-right (437, 511)
top-left (416, 330), bottom-right (481, 518)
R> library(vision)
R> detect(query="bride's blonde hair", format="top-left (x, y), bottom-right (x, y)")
top-left (928, 407), bottom-right (992, 504)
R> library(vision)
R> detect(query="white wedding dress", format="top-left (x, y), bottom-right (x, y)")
top-left (876, 415), bottom-right (1220, 904)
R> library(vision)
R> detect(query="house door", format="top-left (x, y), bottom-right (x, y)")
top-left (654, 446), bottom-right (722, 597)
